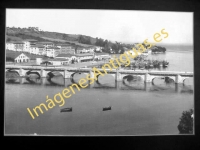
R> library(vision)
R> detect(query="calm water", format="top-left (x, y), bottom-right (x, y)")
top-left (5, 46), bottom-right (194, 135)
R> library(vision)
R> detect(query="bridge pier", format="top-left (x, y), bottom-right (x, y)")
top-left (64, 78), bottom-right (72, 87)
top-left (145, 73), bottom-right (151, 82)
top-left (115, 69), bottom-right (122, 81)
top-left (40, 77), bottom-right (46, 85)
top-left (175, 74), bottom-right (183, 84)
top-left (19, 77), bottom-right (25, 84)
top-left (175, 83), bottom-right (182, 93)
top-left (115, 81), bottom-right (122, 90)
top-left (144, 82), bottom-right (152, 91)
top-left (64, 70), bottom-right (73, 79)
top-left (40, 69), bottom-right (46, 78)
top-left (19, 68), bottom-right (26, 77)
top-left (89, 70), bottom-right (95, 88)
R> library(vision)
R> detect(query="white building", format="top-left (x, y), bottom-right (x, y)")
top-left (14, 53), bottom-right (30, 63)
top-left (30, 46), bottom-right (39, 55)
top-left (37, 45), bottom-right (46, 55)
top-left (46, 47), bottom-right (61, 57)
top-left (6, 42), bottom-right (15, 51)
top-left (13, 41), bottom-right (25, 51)
top-left (23, 39), bottom-right (37, 52)
top-left (47, 58), bottom-right (70, 66)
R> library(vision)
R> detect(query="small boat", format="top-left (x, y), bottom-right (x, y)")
top-left (103, 106), bottom-right (111, 111)
top-left (60, 107), bottom-right (72, 112)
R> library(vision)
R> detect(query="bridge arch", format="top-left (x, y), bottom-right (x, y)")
top-left (183, 77), bottom-right (193, 85)
top-left (151, 76), bottom-right (175, 84)
top-left (6, 69), bottom-right (20, 76)
top-left (25, 70), bottom-right (41, 79)
top-left (122, 74), bottom-right (145, 82)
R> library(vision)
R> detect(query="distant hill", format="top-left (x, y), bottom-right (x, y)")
top-left (6, 27), bottom-right (96, 46)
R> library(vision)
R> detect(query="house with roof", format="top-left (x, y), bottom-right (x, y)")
top-left (46, 46), bottom-right (61, 57)
top-left (14, 53), bottom-right (30, 63)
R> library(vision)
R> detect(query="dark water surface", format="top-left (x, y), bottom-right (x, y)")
top-left (5, 48), bottom-right (194, 135)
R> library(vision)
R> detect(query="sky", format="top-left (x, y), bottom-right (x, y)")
top-left (6, 9), bottom-right (193, 45)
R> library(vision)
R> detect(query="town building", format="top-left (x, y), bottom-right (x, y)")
top-left (55, 53), bottom-right (77, 62)
top-left (29, 45), bottom-right (39, 55)
top-left (13, 41), bottom-right (25, 51)
top-left (37, 42), bottom-right (54, 48)
top-left (37, 45), bottom-right (46, 55)
top-left (47, 58), bottom-right (70, 66)
top-left (23, 39), bottom-right (37, 52)
top-left (14, 53), bottom-right (30, 63)
top-left (57, 44), bottom-right (76, 54)
top-left (6, 42), bottom-right (15, 51)
top-left (94, 52), bottom-right (111, 60)
top-left (46, 46), bottom-right (61, 57)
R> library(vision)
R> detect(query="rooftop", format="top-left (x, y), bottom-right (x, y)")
top-left (13, 41), bottom-right (25, 44)
top-left (46, 46), bottom-right (60, 49)
top-left (56, 53), bottom-right (76, 57)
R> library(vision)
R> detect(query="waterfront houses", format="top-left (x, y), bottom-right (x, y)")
top-left (6, 39), bottom-right (111, 65)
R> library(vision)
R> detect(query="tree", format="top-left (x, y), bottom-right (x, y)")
top-left (177, 109), bottom-right (193, 134)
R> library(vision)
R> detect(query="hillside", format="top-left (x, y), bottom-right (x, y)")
top-left (6, 27), bottom-right (96, 45)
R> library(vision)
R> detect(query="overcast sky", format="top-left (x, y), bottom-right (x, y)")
top-left (6, 9), bottom-right (193, 45)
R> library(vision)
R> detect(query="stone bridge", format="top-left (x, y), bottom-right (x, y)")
top-left (5, 66), bottom-right (193, 84)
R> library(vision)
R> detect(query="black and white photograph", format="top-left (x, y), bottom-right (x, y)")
top-left (4, 9), bottom-right (194, 136)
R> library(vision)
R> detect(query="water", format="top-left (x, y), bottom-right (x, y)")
top-left (5, 46), bottom-right (194, 135)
